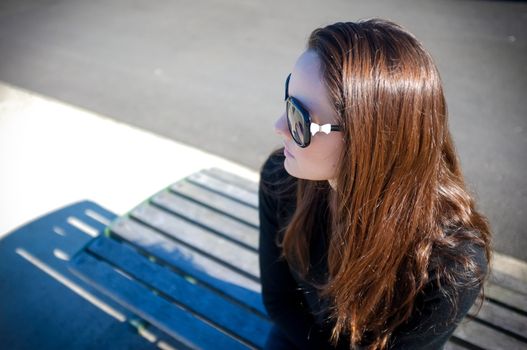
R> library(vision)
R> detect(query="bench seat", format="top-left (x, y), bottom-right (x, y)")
top-left (68, 168), bottom-right (527, 350)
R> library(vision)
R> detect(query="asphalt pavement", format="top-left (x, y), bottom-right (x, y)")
top-left (0, 0), bottom-right (525, 260)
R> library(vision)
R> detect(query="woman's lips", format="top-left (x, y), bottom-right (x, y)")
top-left (284, 146), bottom-right (295, 158)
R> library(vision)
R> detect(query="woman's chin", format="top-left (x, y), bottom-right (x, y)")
top-left (283, 158), bottom-right (298, 178)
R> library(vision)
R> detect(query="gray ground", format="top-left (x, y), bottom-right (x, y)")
top-left (0, 0), bottom-right (525, 262)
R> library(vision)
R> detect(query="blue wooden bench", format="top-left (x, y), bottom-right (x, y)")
top-left (67, 168), bottom-right (271, 350)
top-left (16, 168), bottom-right (525, 349)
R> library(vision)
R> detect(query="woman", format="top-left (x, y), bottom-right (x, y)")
top-left (258, 19), bottom-right (491, 350)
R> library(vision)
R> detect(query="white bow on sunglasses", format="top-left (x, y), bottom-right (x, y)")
top-left (310, 123), bottom-right (334, 136)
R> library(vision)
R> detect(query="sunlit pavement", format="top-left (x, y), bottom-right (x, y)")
top-left (0, 0), bottom-right (524, 261)
top-left (0, 82), bottom-right (258, 239)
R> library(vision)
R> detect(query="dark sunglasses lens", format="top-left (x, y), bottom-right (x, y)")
top-left (287, 100), bottom-right (306, 146)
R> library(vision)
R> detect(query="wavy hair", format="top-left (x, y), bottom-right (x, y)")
top-left (278, 19), bottom-right (492, 349)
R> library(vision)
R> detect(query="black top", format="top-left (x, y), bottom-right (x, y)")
top-left (258, 152), bottom-right (486, 350)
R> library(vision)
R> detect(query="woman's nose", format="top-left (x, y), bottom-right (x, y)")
top-left (274, 113), bottom-right (289, 138)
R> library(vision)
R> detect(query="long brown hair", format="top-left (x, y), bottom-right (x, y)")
top-left (279, 19), bottom-right (492, 349)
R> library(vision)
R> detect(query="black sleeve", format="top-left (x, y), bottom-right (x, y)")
top-left (258, 153), bottom-right (336, 350)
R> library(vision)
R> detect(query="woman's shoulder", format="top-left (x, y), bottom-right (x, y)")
top-left (390, 230), bottom-right (489, 347)
top-left (429, 227), bottom-right (489, 280)
top-left (419, 227), bottom-right (488, 313)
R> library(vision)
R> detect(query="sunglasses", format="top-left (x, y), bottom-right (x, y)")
top-left (284, 73), bottom-right (342, 148)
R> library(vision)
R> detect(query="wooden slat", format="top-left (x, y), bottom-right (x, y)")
top-left (128, 317), bottom-right (194, 350)
top-left (203, 168), bottom-right (259, 194)
top-left (108, 216), bottom-right (266, 314)
top-left (490, 270), bottom-right (527, 301)
top-left (470, 299), bottom-right (527, 339)
top-left (170, 180), bottom-right (259, 227)
top-left (453, 318), bottom-right (527, 350)
top-left (151, 191), bottom-right (258, 250)
top-left (131, 203), bottom-right (260, 279)
top-left (127, 314), bottom-right (193, 350)
top-left (492, 252), bottom-right (527, 288)
top-left (187, 172), bottom-right (258, 208)
top-left (444, 341), bottom-right (469, 350)
top-left (69, 252), bottom-right (250, 350)
top-left (485, 282), bottom-right (527, 314)
top-left (87, 236), bottom-right (272, 348)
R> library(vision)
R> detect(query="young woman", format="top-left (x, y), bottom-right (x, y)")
top-left (258, 19), bottom-right (492, 350)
